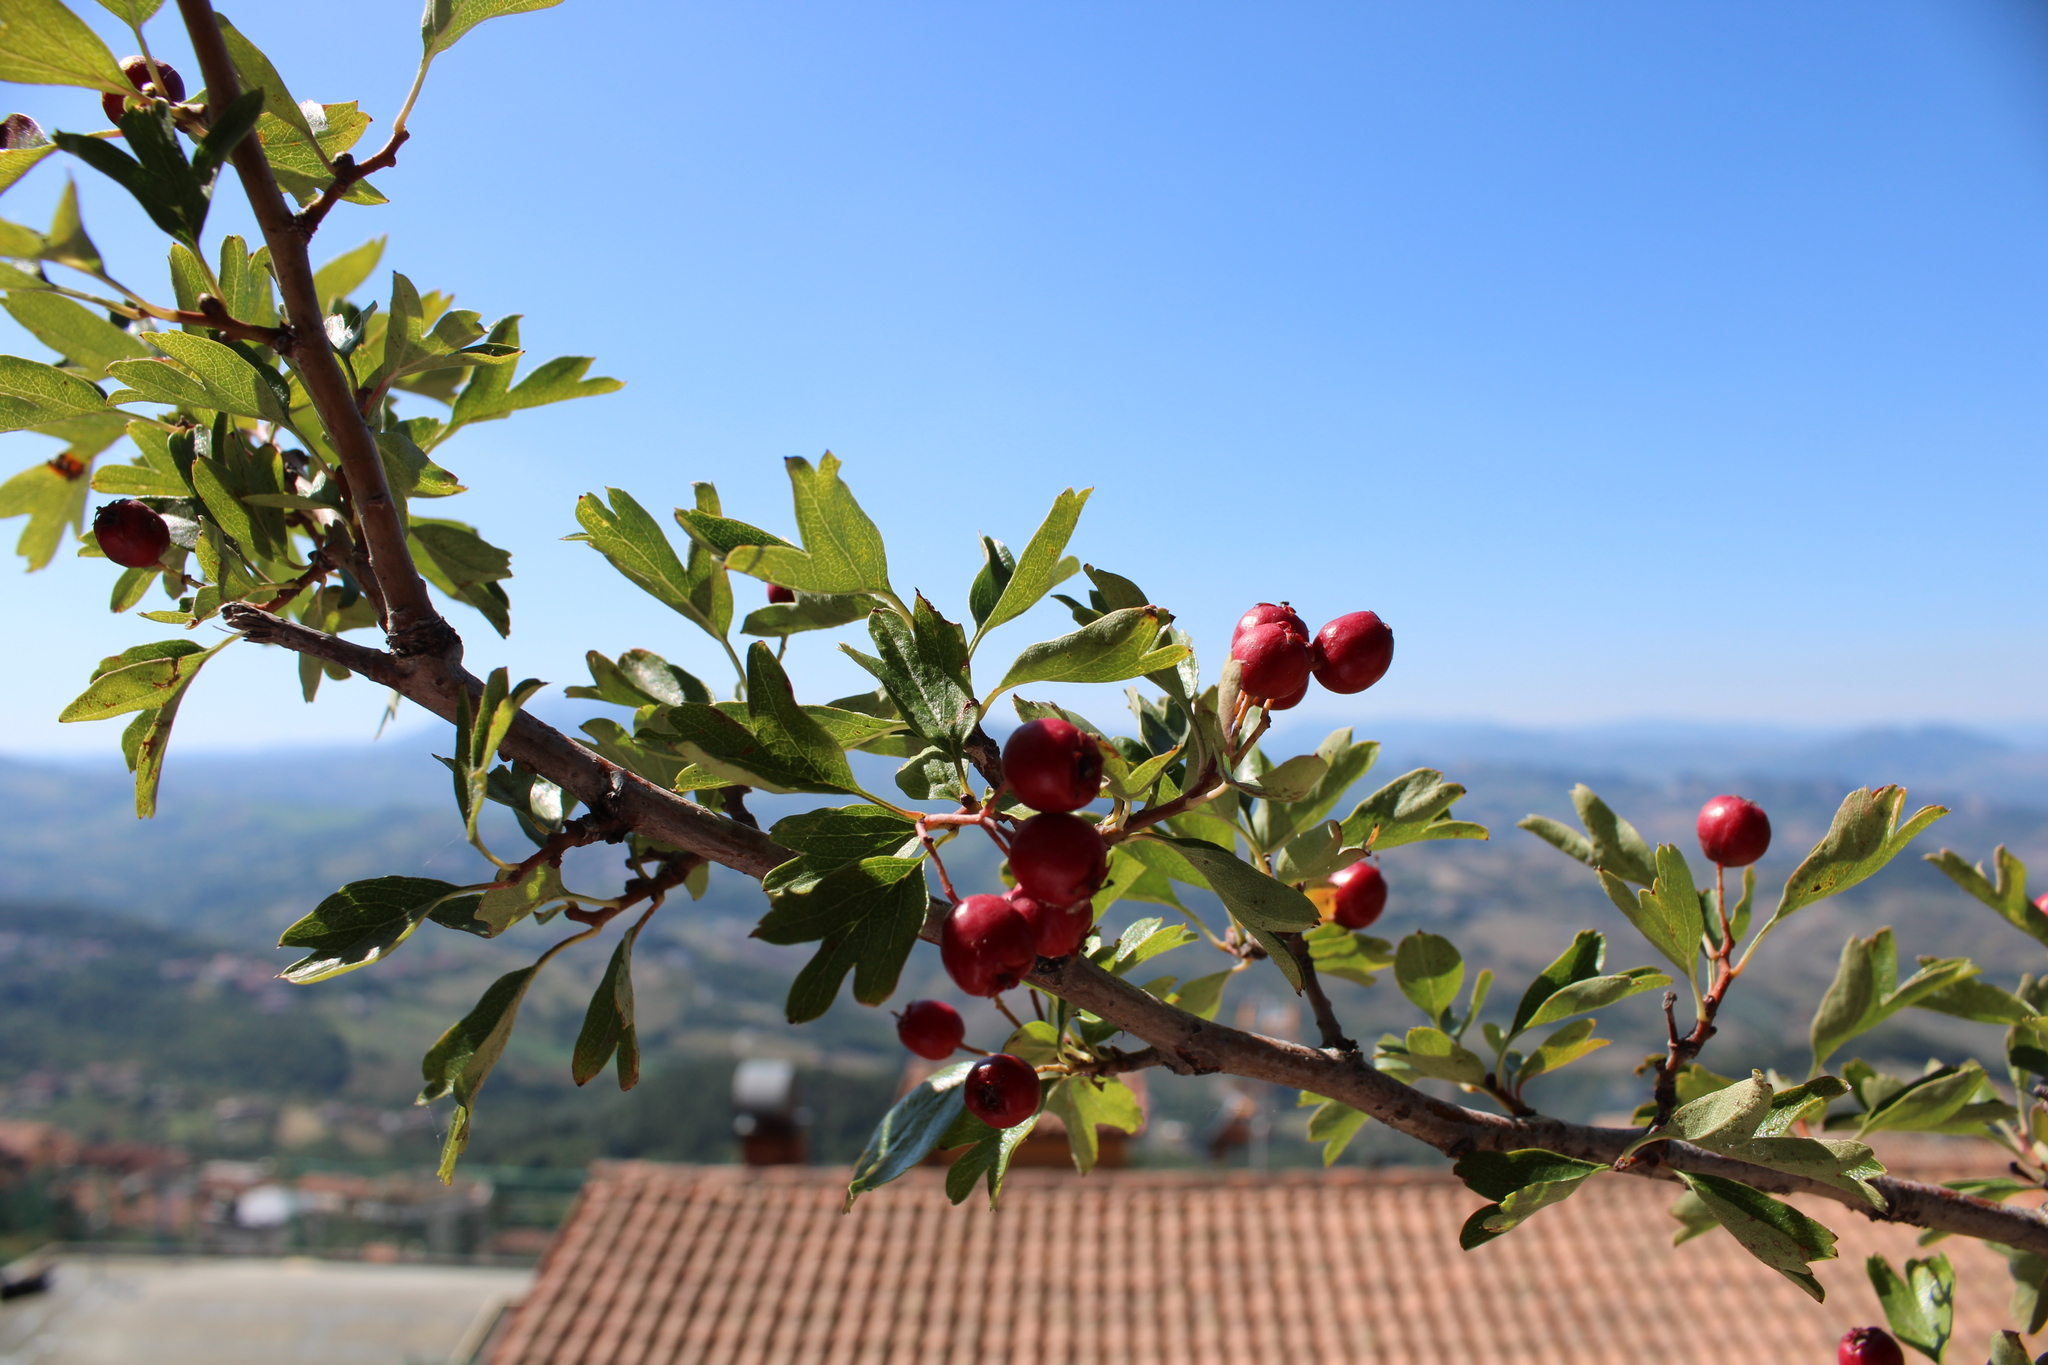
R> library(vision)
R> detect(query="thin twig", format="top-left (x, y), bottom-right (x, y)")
top-left (1283, 932), bottom-right (1356, 1053)
top-left (294, 131), bottom-right (411, 240)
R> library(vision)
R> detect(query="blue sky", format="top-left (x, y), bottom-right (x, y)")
top-left (2, 0), bottom-right (2045, 756)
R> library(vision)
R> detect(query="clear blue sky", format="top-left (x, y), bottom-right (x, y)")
top-left (3, 0), bottom-right (2045, 756)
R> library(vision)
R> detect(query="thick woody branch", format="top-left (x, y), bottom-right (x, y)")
top-left (220, 602), bottom-right (2048, 1257)
top-left (174, 0), bottom-right (452, 658)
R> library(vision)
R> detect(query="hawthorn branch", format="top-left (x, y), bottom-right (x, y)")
top-left (174, 0), bottom-right (453, 659)
top-left (218, 610), bottom-right (2048, 1260)
top-left (295, 134), bottom-right (410, 240)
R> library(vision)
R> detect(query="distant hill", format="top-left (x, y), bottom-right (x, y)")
top-left (3, 719), bottom-right (2046, 1172)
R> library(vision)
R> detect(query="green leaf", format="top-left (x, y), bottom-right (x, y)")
top-left (441, 336), bottom-right (608, 425)
top-left (277, 875), bottom-right (479, 983)
top-left (841, 596), bottom-right (974, 754)
top-left (1673, 1171), bottom-right (1838, 1301)
top-left (1338, 768), bottom-right (1488, 852)
top-left (1598, 844), bottom-right (1703, 978)
top-left (1510, 930), bottom-right (1604, 1037)
top-left (995, 605), bottom-right (1186, 692)
top-left (1521, 967), bottom-right (1671, 1033)
top-left (0, 447), bottom-right (92, 568)
top-left (648, 703), bottom-right (857, 796)
top-left (2, 291), bottom-right (150, 376)
top-left (1002, 1020), bottom-right (1063, 1068)
top-left (1042, 1074), bottom-right (1141, 1174)
top-left (572, 917), bottom-right (646, 1089)
top-left (565, 648), bottom-right (710, 709)
top-left (569, 485), bottom-right (729, 642)
top-left (1263, 730), bottom-right (1381, 849)
top-left (1304, 921), bottom-right (1393, 988)
top-left (1452, 1148), bottom-right (1604, 1248)
top-left (1398, 1025), bottom-right (1487, 1086)
top-left (767, 803), bottom-right (918, 864)
top-left (846, 1061), bottom-right (970, 1206)
top-left (134, 329), bottom-right (289, 424)
top-left (756, 856), bottom-right (929, 1022)
top-left (0, 352), bottom-right (108, 432)
top-left (92, 0), bottom-right (166, 21)
top-left (1573, 784), bottom-right (1659, 885)
top-left (1394, 931), bottom-right (1463, 1022)
top-left (215, 14), bottom-right (323, 157)
top-left (1164, 968), bottom-right (1234, 1021)
top-left (59, 636), bottom-right (227, 723)
top-left (0, 0), bottom-right (132, 92)
top-left (1229, 752), bottom-right (1328, 803)
top-left (1769, 786), bottom-right (1948, 928)
top-left (944, 1110), bottom-right (1039, 1208)
top-left (969, 486), bottom-right (1090, 646)
top-left (739, 589), bottom-right (871, 637)
top-left (0, 141), bottom-right (57, 198)
top-left (1629, 1071), bottom-right (1773, 1154)
top-left (474, 862), bottom-right (565, 935)
top-left (1517, 813), bottom-right (1595, 866)
top-left (1514, 1018), bottom-right (1610, 1086)
top-left (1858, 1061), bottom-right (1997, 1138)
top-left (418, 961), bottom-right (543, 1182)
top-left (723, 453), bottom-right (893, 597)
top-left (1866, 1253), bottom-right (1954, 1363)
top-left (1926, 846), bottom-right (2048, 950)
top-left (1810, 928), bottom-right (1987, 1071)
top-left (1148, 835), bottom-right (1318, 932)
top-left (422, 0), bottom-right (566, 59)
top-left (1988, 1330), bottom-right (2033, 1365)
top-left (1297, 1092), bottom-right (1371, 1167)
top-left (967, 535), bottom-right (1014, 629)
top-left (312, 236), bottom-right (385, 306)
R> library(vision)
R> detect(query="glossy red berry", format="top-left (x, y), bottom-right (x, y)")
top-left (1837, 1326), bottom-right (1904, 1365)
top-left (1009, 812), bottom-right (1109, 908)
top-left (1232, 602), bottom-right (1307, 647)
top-left (1697, 795), bottom-right (1771, 867)
top-left (92, 499), bottom-right (170, 568)
top-left (894, 999), bottom-right (965, 1060)
top-left (1310, 611), bottom-right (1394, 695)
top-left (102, 56), bottom-right (185, 125)
top-left (939, 894), bottom-right (1037, 997)
top-left (1328, 860), bottom-right (1388, 930)
top-left (1265, 676), bottom-right (1309, 711)
top-left (1232, 621), bottom-right (1312, 701)
top-left (1002, 717), bottom-right (1104, 813)
top-left (766, 583), bottom-right (795, 604)
top-left (1009, 888), bottom-right (1093, 959)
top-left (963, 1053), bottom-right (1040, 1129)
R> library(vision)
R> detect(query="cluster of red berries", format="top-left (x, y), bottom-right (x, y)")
top-left (94, 499), bottom-right (171, 569)
top-left (893, 1001), bottom-right (1040, 1128)
top-left (1837, 1326), bottom-right (1903, 1365)
top-left (1696, 794), bottom-right (1770, 868)
top-left (1229, 603), bottom-right (1393, 710)
top-left (102, 55), bottom-right (184, 125)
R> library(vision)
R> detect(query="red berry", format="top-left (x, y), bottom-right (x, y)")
top-left (1838, 1327), bottom-right (1904, 1365)
top-left (1009, 812), bottom-right (1109, 908)
top-left (963, 1053), bottom-right (1040, 1129)
top-left (1310, 611), bottom-right (1394, 695)
top-left (92, 499), bottom-right (170, 568)
top-left (1264, 676), bottom-right (1310, 711)
top-left (1009, 887), bottom-right (1093, 958)
top-left (1697, 795), bottom-right (1771, 867)
top-left (766, 583), bottom-right (795, 604)
top-left (1232, 602), bottom-right (1307, 647)
top-left (894, 999), bottom-right (965, 1060)
top-left (939, 894), bottom-right (1038, 997)
top-left (1002, 717), bottom-right (1104, 813)
top-left (1328, 860), bottom-right (1388, 930)
top-left (1232, 621), bottom-right (1312, 701)
top-left (102, 56), bottom-right (185, 125)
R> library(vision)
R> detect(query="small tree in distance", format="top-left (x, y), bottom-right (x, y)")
top-left (1, 3), bottom-right (2046, 1358)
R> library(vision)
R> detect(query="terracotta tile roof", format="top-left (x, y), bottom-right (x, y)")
top-left (484, 1156), bottom-right (2033, 1365)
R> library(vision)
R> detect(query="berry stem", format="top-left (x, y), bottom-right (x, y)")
top-left (993, 994), bottom-right (1026, 1031)
top-left (915, 818), bottom-right (962, 904)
